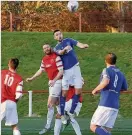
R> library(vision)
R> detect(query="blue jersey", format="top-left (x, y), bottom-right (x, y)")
top-left (99, 66), bottom-right (128, 109)
top-left (54, 38), bottom-right (78, 70)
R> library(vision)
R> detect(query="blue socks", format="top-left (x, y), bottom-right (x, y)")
top-left (95, 127), bottom-right (112, 135)
top-left (60, 96), bottom-right (66, 115)
top-left (70, 94), bottom-right (80, 114)
top-left (60, 94), bottom-right (80, 115)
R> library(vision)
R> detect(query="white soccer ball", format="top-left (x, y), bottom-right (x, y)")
top-left (67, 1), bottom-right (79, 12)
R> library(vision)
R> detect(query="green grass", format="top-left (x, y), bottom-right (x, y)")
top-left (2, 118), bottom-right (132, 134)
top-left (1, 32), bottom-right (132, 118)
top-left (2, 131), bottom-right (132, 135)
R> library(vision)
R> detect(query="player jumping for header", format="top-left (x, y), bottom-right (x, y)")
top-left (53, 29), bottom-right (89, 124)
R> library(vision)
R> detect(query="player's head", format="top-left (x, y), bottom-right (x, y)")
top-left (53, 29), bottom-right (63, 42)
top-left (105, 53), bottom-right (117, 65)
top-left (8, 58), bottom-right (19, 70)
top-left (43, 44), bottom-right (52, 55)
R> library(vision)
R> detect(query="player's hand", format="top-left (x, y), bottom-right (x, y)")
top-left (49, 80), bottom-right (55, 87)
top-left (92, 89), bottom-right (97, 95)
top-left (26, 78), bottom-right (33, 82)
top-left (64, 45), bottom-right (72, 52)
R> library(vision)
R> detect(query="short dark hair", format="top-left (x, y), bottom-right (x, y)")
top-left (105, 53), bottom-right (117, 65)
top-left (9, 58), bottom-right (19, 70)
top-left (53, 29), bottom-right (60, 35)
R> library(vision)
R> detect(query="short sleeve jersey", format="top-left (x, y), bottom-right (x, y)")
top-left (54, 38), bottom-right (78, 70)
top-left (1, 70), bottom-right (23, 103)
top-left (99, 66), bottom-right (128, 109)
top-left (40, 52), bottom-right (63, 80)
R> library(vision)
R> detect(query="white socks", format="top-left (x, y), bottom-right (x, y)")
top-left (13, 129), bottom-right (21, 135)
top-left (54, 119), bottom-right (62, 135)
top-left (45, 106), bottom-right (54, 129)
top-left (70, 118), bottom-right (82, 135)
top-left (54, 117), bottom-right (82, 135)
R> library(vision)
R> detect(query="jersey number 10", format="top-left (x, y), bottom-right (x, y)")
top-left (4, 75), bottom-right (14, 86)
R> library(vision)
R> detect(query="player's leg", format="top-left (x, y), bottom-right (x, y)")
top-left (62, 100), bottom-right (82, 133)
top-left (70, 117), bottom-right (82, 135)
top-left (70, 65), bottom-right (83, 114)
top-left (70, 102), bottom-right (82, 135)
top-left (54, 113), bottom-right (62, 135)
top-left (46, 95), bottom-right (61, 129)
top-left (5, 100), bottom-right (20, 135)
top-left (60, 90), bottom-right (68, 116)
top-left (46, 96), bottom-right (56, 129)
top-left (90, 106), bottom-right (118, 135)
top-left (56, 104), bottom-right (61, 115)
top-left (39, 80), bottom-right (61, 134)
top-left (70, 88), bottom-right (82, 114)
top-left (60, 71), bottom-right (70, 124)
top-left (1, 101), bottom-right (6, 121)
top-left (12, 125), bottom-right (21, 135)
top-left (47, 80), bottom-right (62, 128)
top-left (39, 96), bottom-right (55, 135)
top-left (90, 125), bottom-right (112, 135)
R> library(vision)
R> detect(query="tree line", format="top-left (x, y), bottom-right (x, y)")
top-left (1, 1), bottom-right (132, 32)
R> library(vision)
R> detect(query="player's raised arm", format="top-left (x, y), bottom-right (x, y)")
top-left (76, 42), bottom-right (89, 49)
top-left (26, 59), bottom-right (45, 82)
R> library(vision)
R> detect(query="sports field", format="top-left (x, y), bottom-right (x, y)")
top-left (1, 32), bottom-right (132, 134)
top-left (2, 118), bottom-right (132, 135)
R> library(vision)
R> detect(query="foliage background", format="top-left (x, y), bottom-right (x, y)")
top-left (1, 1), bottom-right (132, 32)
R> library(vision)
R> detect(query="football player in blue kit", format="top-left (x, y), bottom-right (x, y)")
top-left (53, 30), bottom-right (89, 124)
top-left (90, 53), bottom-right (128, 135)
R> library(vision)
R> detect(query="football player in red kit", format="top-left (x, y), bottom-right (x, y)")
top-left (26, 44), bottom-right (63, 134)
top-left (1, 58), bottom-right (23, 135)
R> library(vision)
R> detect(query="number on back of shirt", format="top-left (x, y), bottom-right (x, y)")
top-left (114, 74), bottom-right (118, 88)
top-left (4, 74), bottom-right (14, 86)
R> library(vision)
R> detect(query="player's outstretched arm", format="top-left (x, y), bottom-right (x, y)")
top-left (26, 69), bottom-right (43, 82)
top-left (76, 42), bottom-right (89, 49)
top-left (92, 78), bottom-right (109, 95)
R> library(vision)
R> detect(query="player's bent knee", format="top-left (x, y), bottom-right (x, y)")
top-left (47, 104), bottom-right (54, 109)
top-left (55, 113), bottom-right (61, 119)
top-left (90, 124), bottom-right (97, 133)
top-left (12, 125), bottom-right (18, 130)
top-left (75, 88), bottom-right (82, 95)
top-left (62, 90), bottom-right (68, 97)
top-left (55, 101), bottom-right (59, 106)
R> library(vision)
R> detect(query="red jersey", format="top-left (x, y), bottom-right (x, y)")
top-left (66, 86), bottom-right (83, 103)
top-left (40, 52), bottom-right (63, 80)
top-left (1, 70), bottom-right (23, 103)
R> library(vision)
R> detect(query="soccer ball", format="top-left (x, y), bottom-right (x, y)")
top-left (67, 1), bottom-right (79, 12)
